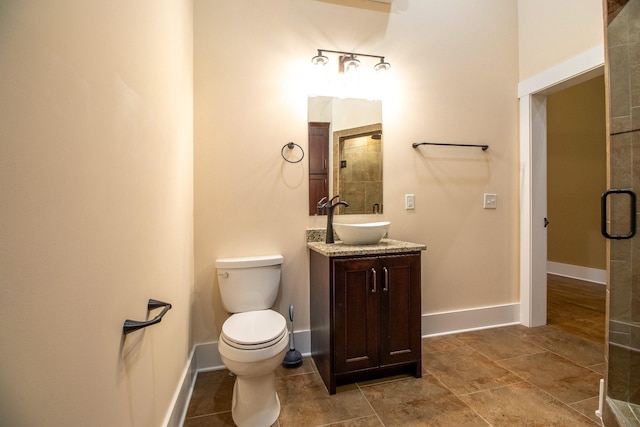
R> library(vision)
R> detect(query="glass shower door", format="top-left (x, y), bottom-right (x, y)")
top-left (604, 0), bottom-right (640, 424)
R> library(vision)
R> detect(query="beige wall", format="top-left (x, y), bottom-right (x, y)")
top-left (0, 1), bottom-right (193, 426)
top-left (518, 0), bottom-right (604, 80)
top-left (547, 76), bottom-right (607, 269)
top-left (193, 0), bottom-right (521, 345)
top-left (0, 0), bottom-right (609, 423)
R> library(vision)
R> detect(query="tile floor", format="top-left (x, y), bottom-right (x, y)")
top-left (184, 277), bottom-right (605, 426)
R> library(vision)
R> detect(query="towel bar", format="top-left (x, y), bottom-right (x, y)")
top-left (123, 299), bottom-right (172, 335)
top-left (412, 142), bottom-right (489, 151)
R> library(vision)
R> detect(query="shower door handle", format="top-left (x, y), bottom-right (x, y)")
top-left (601, 189), bottom-right (637, 240)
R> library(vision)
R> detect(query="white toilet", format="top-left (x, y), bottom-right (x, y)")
top-left (215, 255), bottom-right (289, 427)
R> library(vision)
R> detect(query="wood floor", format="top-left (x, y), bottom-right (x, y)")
top-left (547, 274), bottom-right (606, 344)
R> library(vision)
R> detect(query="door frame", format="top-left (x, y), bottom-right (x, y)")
top-left (519, 45), bottom-right (604, 326)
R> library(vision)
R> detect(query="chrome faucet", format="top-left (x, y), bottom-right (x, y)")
top-left (321, 195), bottom-right (349, 243)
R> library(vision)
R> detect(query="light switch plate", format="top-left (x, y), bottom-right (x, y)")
top-left (483, 193), bottom-right (497, 209)
top-left (405, 194), bottom-right (415, 210)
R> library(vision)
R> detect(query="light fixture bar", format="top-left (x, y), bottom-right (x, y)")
top-left (315, 49), bottom-right (386, 62)
top-left (312, 49), bottom-right (390, 73)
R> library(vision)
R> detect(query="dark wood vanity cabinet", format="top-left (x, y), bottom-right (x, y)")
top-left (309, 250), bottom-right (422, 394)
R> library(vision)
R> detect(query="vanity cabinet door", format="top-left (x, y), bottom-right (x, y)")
top-left (333, 257), bottom-right (380, 374)
top-left (379, 254), bottom-right (422, 367)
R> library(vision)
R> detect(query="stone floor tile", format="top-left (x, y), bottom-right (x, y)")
top-left (422, 346), bottom-right (522, 395)
top-left (275, 355), bottom-right (317, 377)
top-left (589, 362), bottom-right (606, 375)
top-left (275, 372), bottom-right (374, 427)
top-left (497, 351), bottom-right (602, 405)
top-left (502, 324), bottom-right (560, 339)
top-left (460, 382), bottom-right (598, 426)
top-left (522, 329), bottom-right (604, 367)
top-left (570, 396), bottom-right (603, 425)
top-left (323, 415), bottom-right (383, 426)
top-left (421, 334), bottom-right (466, 353)
top-left (453, 327), bottom-right (546, 361)
top-left (182, 411), bottom-right (236, 426)
top-left (360, 375), bottom-right (489, 426)
top-left (185, 369), bottom-right (235, 418)
top-left (183, 278), bottom-right (609, 427)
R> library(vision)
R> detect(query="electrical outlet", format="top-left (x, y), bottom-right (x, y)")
top-left (405, 194), bottom-right (415, 210)
top-left (483, 193), bottom-right (497, 209)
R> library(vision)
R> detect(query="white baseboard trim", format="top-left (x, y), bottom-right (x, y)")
top-left (162, 347), bottom-right (198, 427)
top-left (421, 303), bottom-right (521, 337)
top-left (547, 261), bottom-right (606, 285)
top-left (193, 330), bottom-right (312, 373)
top-left (193, 341), bottom-right (223, 372)
top-left (187, 306), bottom-right (523, 373)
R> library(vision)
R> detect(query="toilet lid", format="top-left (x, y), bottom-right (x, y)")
top-left (221, 310), bottom-right (287, 349)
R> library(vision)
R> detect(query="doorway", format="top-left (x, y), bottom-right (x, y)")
top-left (518, 46), bottom-right (604, 327)
top-left (546, 76), bottom-right (607, 331)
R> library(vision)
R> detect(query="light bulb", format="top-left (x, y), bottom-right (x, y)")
top-left (311, 51), bottom-right (329, 66)
top-left (344, 56), bottom-right (360, 73)
top-left (374, 59), bottom-right (391, 72)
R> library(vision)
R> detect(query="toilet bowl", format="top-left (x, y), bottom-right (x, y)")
top-left (218, 310), bottom-right (289, 427)
top-left (215, 255), bottom-right (287, 427)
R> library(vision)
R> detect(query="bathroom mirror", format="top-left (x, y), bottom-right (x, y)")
top-left (308, 96), bottom-right (383, 215)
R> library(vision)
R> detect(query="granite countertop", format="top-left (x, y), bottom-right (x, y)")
top-left (307, 238), bottom-right (427, 257)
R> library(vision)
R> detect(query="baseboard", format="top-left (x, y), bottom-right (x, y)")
top-left (193, 330), bottom-right (312, 373)
top-left (193, 341), bottom-right (223, 371)
top-left (547, 261), bottom-right (606, 285)
top-left (421, 303), bottom-right (521, 337)
top-left (162, 347), bottom-right (198, 427)
top-left (188, 306), bottom-right (522, 373)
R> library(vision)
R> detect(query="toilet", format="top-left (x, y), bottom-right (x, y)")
top-left (215, 255), bottom-right (289, 427)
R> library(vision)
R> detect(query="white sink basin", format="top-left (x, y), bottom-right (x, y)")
top-left (333, 222), bottom-right (390, 245)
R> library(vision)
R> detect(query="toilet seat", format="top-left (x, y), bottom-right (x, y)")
top-left (222, 309), bottom-right (286, 348)
top-left (221, 309), bottom-right (287, 350)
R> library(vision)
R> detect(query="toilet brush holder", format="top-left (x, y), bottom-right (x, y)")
top-left (282, 304), bottom-right (302, 368)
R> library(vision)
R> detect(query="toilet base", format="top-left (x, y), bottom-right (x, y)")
top-left (231, 372), bottom-right (280, 427)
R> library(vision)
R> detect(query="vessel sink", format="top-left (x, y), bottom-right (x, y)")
top-left (333, 222), bottom-right (390, 245)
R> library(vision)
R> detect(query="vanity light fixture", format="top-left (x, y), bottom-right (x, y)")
top-left (311, 49), bottom-right (390, 73)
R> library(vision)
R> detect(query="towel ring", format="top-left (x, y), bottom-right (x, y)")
top-left (281, 142), bottom-right (304, 164)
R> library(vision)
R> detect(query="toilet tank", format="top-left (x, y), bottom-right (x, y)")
top-left (215, 255), bottom-right (283, 313)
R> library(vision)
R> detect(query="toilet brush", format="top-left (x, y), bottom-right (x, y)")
top-left (282, 304), bottom-right (303, 368)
